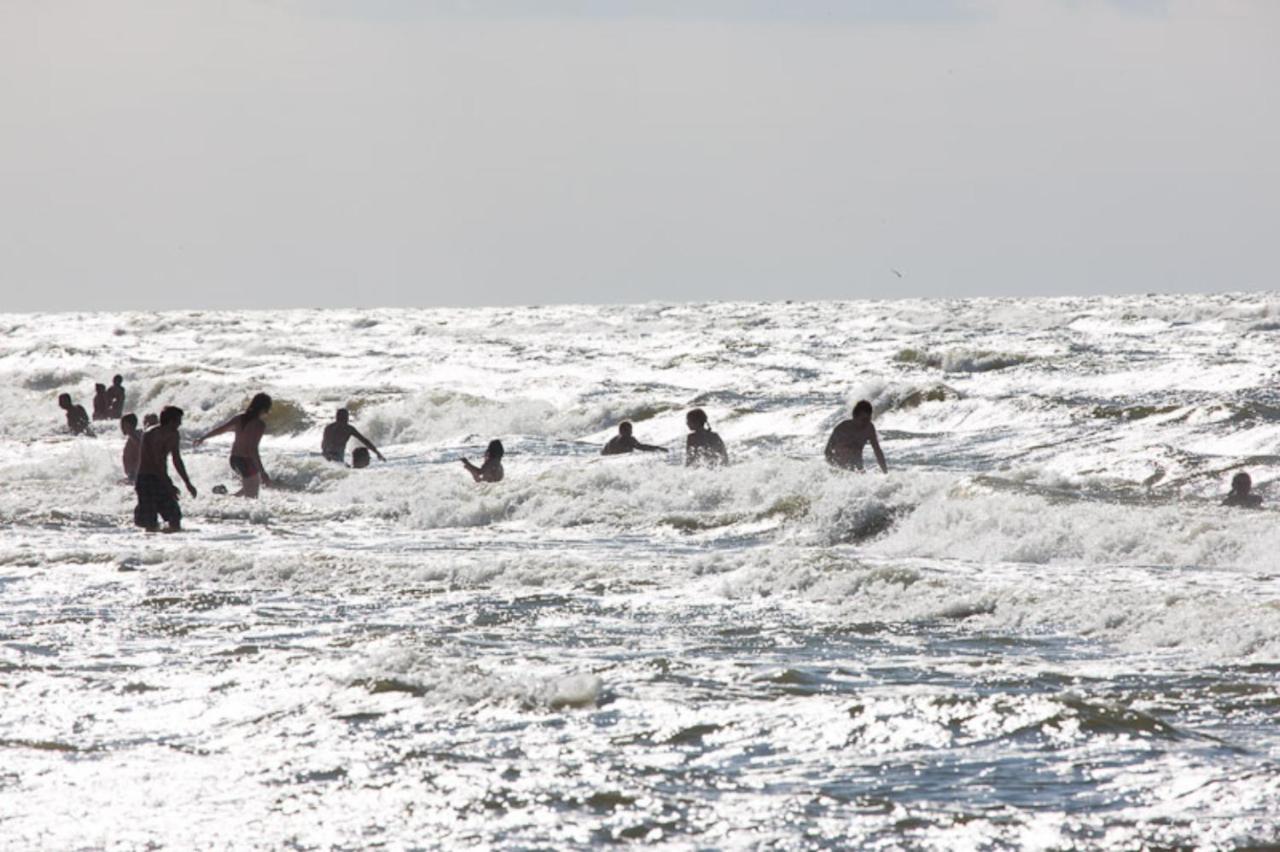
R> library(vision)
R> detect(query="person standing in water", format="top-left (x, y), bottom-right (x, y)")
top-left (194, 392), bottom-right (272, 498)
top-left (461, 439), bottom-right (504, 482)
top-left (824, 400), bottom-right (888, 473)
top-left (685, 408), bottom-right (728, 468)
top-left (58, 393), bottom-right (94, 437)
top-left (105, 375), bottom-right (126, 419)
top-left (1223, 471), bottom-right (1262, 508)
top-left (601, 421), bottom-right (665, 456)
top-left (133, 406), bottom-right (197, 532)
top-left (321, 408), bottom-right (385, 465)
top-left (120, 413), bottom-right (142, 483)
top-left (92, 383), bottom-right (110, 421)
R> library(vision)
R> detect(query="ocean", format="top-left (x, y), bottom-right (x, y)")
top-left (2, 293), bottom-right (1278, 848)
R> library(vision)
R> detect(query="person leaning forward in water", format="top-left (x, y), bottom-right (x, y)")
top-left (194, 392), bottom-right (272, 498)
top-left (685, 408), bottom-right (728, 468)
top-left (134, 406), bottom-right (197, 532)
top-left (601, 421), bottom-right (665, 456)
top-left (321, 408), bottom-right (385, 465)
top-left (58, 393), bottom-right (94, 437)
top-left (1223, 471), bottom-right (1262, 508)
top-left (825, 399), bottom-right (888, 473)
top-left (461, 439), bottom-right (504, 482)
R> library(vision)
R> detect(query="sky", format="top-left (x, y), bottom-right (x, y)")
top-left (1, 0), bottom-right (1277, 312)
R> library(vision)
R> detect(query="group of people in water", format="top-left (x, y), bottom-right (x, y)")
top-left (56, 380), bottom-right (1262, 533)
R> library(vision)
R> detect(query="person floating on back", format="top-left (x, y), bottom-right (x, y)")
top-left (685, 408), bottom-right (728, 468)
top-left (194, 392), bottom-right (272, 498)
top-left (133, 405), bottom-right (197, 532)
top-left (120, 413), bottom-right (142, 483)
top-left (92, 383), bottom-right (110, 421)
top-left (825, 400), bottom-right (888, 473)
top-left (321, 408), bottom-right (385, 465)
top-left (1223, 471), bottom-right (1262, 508)
top-left (105, 375), bottom-right (126, 420)
top-left (58, 393), bottom-right (94, 437)
top-left (461, 439), bottom-right (505, 482)
top-left (602, 421), bottom-right (665, 456)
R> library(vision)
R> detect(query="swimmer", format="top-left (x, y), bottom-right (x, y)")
top-left (601, 421), bottom-right (665, 456)
top-left (351, 447), bottom-right (371, 469)
top-left (321, 408), bottom-right (385, 465)
top-left (58, 393), bottom-right (94, 437)
top-left (461, 439), bottom-right (505, 483)
top-left (143, 413), bottom-right (159, 428)
top-left (120, 413), bottom-right (142, 483)
top-left (824, 400), bottom-right (888, 473)
top-left (105, 375), bottom-right (126, 419)
top-left (92, 383), bottom-right (110, 421)
top-left (194, 392), bottom-right (272, 498)
top-left (1223, 471), bottom-right (1262, 508)
top-left (685, 408), bottom-right (728, 468)
top-left (133, 406), bottom-right (197, 532)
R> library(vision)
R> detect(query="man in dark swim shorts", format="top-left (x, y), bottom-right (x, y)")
top-left (133, 406), bottom-right (197, 532)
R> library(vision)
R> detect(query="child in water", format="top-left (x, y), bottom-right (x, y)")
top-left (461, 440), bottom-right (504, 482)
top-left (1223, 471), bottom-right (1262, 508)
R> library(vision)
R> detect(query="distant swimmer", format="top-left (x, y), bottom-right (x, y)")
top-left (120, 413), bottom-right (142, 483)
top-left (58, 393), bottom-right (94, 437)
top-left (105, 375), bottom-right (126, 420)
top-left (1223, 471), bottom-right (1262, 508)
top-left (685, 408), bottom-right (728, 468)
top-left (321, 409), bottom-right (385, 465)
top-left (461, 439), bottom-right (505, 483)
top-left (824, 400), bottom-right (888, 473)
top-left (92, 383), bottom-right (110, 421)
top-left (143, 413), bottom-right (159, 428)
top-left (601, 421), bottom-right (665, 456)
top-left (133, 406), bottom-right (197, 532)
top-left (194, 392), bottom-right (272, 498)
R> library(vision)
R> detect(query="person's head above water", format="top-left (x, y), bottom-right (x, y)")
top-left (1231, 471), bottom-right (1253, 495)
top-left (686, 409), bottom-right (709, 431)
top-left (95, 383), bottom-right (106, 393)
top-left (618, 421), bottom-right (634, 437)
top-left (159, 405), bottom-right (183, 428)
top-left (246, 393), bottom-right (272, 419)
top-left (852, 400), bottom-right (873, 420)
top-left (486, 439), bottom-right (504, 460)
top-left (335, 408), bottom-right (349, 424)
top-left (121, 413), bottom-right (138, 433)
top-left (112, 375), bottom-right (123, 386)
top-left (58, 393), bottom-right (72, 409)
top-left (143, 413), bottom-right (159, 427)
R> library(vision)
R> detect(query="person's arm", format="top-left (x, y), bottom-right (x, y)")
top-left (870, 426), bottom-right (887, 473)
top-left (633, 437), bottom-right (665, 452)
top-left (193, 415), bottom-right (239, 446)
top-left (684, 435), bottom-right (695, 467)
top-left (715, 436), bottom-right (729, 466)
top-left (171, 443), bottom-right (197, 498)
top-left (350, 428), bottom-right (385, 461)
top-left (460, 458), bottom-right (482, 482)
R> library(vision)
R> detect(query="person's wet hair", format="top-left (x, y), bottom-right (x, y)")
top-left (245, 393), bottom-right (272, 421)
top-left (95, 383), bottom-right (106, 392)
top-left (121, 413), bottom-right (138, 430)
top-left (1232, 471), bottom-right (1252, 493)
top-left (143, 413), bottom-right (159, 427)
top-left (853, 400), bottom-right (873, 418)
top-left (619, 421), bottom-right (633, 436)
top-left (486, 439), bottom-right (505, 459)
top-left (113, 375), bottom-right (123, 384)
top-left (686, 408), bottom-right (708, 429)
top-left (160, 406), bottom-right (183, 427)
top-left (58, 393), bottom-right (71, 406)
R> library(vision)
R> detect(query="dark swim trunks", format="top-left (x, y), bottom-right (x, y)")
top-left (134, 474), bottom-right (181, 530)
top-left (229, 455), bottom-right (259, 478)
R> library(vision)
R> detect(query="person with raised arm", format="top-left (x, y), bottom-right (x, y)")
top-left (461, 439), bottom-right (505, 483)
top-left (194, 392), bottom-right (272, 498)
top-left (685, 408), bottom-right (728, 468)
top-left (601, 421), bottom-right (665, 456)
top-left (321, 408), bottom-right (385, 465)
top-left (133, 406), bottom-right (197, 532)
top-left (824, 400), bottom-right (888, 473)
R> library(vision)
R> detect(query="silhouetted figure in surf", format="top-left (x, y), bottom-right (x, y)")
top-left (92, 383), bottom-right (110, 421)
top-left (321, 408), bottom-right (384, 465)
top-left (602, 421), bottom-right (665, 456)
top-left (58, 393), bottom-right (94, 437)
top-left (1223, 471), bottom-right (1262, 508)
top-left (120, 413), bottom-right (142, 483)
top-left (824, 400), bottom-right (888, 473)
top-left (195, 392), bottom-right (272, 498)
top-left (105, 375), bottom-right (126, 420)
top-left (461, 440), bottom-right (504, 483)
top-left (685, 408), bottom-right (728, 468)
top-left (143, 413), bottom-right (159, 428)
top-left (134, 406), bottom-right (197, 532)
top-left (351, 447), bottom-right (371, 469)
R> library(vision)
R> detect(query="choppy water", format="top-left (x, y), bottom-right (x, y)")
top-left (2, 294), bottom-right (1279, 849)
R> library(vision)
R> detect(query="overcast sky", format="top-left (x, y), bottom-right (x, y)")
top-left (1, 0), bottom-right (1276, 312)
